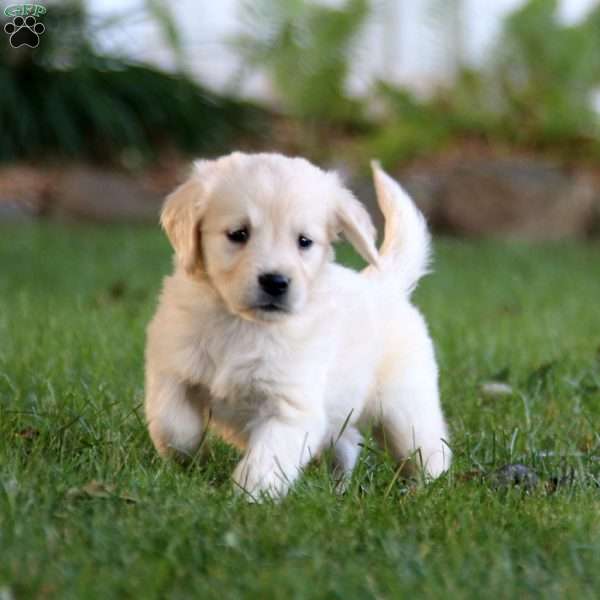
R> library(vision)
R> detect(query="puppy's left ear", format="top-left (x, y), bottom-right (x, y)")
top-left (335, 189), bottom-right (380, 266)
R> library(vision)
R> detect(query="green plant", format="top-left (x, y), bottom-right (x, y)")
top-left (0, 2), bottom-right (267, 163)
top-left (365, 84), bottom-right (456, 167)
top-left (233, 0), bottom-right (370, 123)
top-left (368, 0), bottom-right (600, 167)
top-left (487, 0), bottom-right (600, 146)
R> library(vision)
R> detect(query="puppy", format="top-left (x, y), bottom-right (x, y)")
top-left (145, 152), bottom-right (450, 499)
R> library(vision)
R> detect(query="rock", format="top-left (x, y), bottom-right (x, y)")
top-left (481, 381), bottom-right (514, 397)
top-left (0, 161), bottom-right (184, 224)
top-left (0, 586), bottom-right (15, 600)
top-left (0, 200), bottom-right (35, 222)
top-left (0, 164), bottom-right (51, 220)
top-left (53, 166), bottom-right (163, 223)
top-left (397, 157), bottom-right (599, 239)
top-left (491, 463), bottom-right (539, 491)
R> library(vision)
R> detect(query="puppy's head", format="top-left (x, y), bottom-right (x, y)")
top-left (161, 153), bottom-right (378, 321)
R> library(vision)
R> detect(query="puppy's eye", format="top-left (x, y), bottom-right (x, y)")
top-left (298, 235), bottom-right (313, 249)
top-left (226, 227), bottom-right (249, 244)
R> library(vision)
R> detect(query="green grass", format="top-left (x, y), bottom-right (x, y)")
top-left (1, 223), bottom-right (600, 599)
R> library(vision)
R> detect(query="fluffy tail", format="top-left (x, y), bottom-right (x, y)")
top-left (371, 161), bottom-right (431, 294)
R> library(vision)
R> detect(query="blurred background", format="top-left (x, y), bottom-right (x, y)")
top-left (1, 0), bottom-right (600, 239)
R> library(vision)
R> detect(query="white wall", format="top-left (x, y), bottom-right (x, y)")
top-left (88, 0), bottom-right (599, 101)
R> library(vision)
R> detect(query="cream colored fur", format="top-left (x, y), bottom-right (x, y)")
top-left (145, 152), bottom-right (450, 499)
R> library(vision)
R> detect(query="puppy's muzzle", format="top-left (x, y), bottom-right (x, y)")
top-left (258, 273), bottom-right (290, 298)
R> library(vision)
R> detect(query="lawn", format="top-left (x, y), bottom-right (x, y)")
top-left (1, 223), bottom-right (600, 599)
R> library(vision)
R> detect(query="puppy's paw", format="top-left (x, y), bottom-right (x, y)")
top-left (232, 457), bottom-right (293, 502)
top-left (422, 447), bottom-right (452, 480)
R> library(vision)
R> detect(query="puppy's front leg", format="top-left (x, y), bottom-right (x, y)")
top-left (233, 411), bottom-right (326, 500)
top-left (145, 373), bottom-right (206, 461)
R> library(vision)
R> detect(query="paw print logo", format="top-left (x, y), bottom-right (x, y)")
top-left (4, 15), bottom-right (45, 48)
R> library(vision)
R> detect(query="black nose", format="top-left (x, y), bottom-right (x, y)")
top-left (258, 273), bottom-right (290, 297)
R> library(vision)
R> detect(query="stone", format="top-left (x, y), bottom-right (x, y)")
top-left (0, 200), bottom-right (35, 222)
top-left (481, 381), bottom-right (514, 397)
top-left (53, 166), bottom-right (163, 223)
top-left (0, 164), bottom-right (50, 220)
top-left (491, 463), bottom-right (539, 491)
top-left (397, 157), bottom-right (599, 239)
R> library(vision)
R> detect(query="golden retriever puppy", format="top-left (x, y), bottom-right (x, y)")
top-left (145, 152), bottom-right (450, 499)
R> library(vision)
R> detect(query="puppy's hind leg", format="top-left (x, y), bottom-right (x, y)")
top-left (332, 426), bottom-right (363, 492)
top-left (374, 371), bottom-right (451, 479)
top-left (145, 374), bottom-right (207, 462)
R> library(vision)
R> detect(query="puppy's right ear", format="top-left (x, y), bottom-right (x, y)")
top-left (161, 161), bottom-right (212, 274)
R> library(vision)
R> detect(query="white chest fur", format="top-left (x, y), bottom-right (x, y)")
top-left (148, 277), bottom-right (336, 449)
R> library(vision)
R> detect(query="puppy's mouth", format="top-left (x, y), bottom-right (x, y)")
top-left (255, 302), bottom-right (288, 314)
top-left (239, 301), bottom-right (291, 321)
